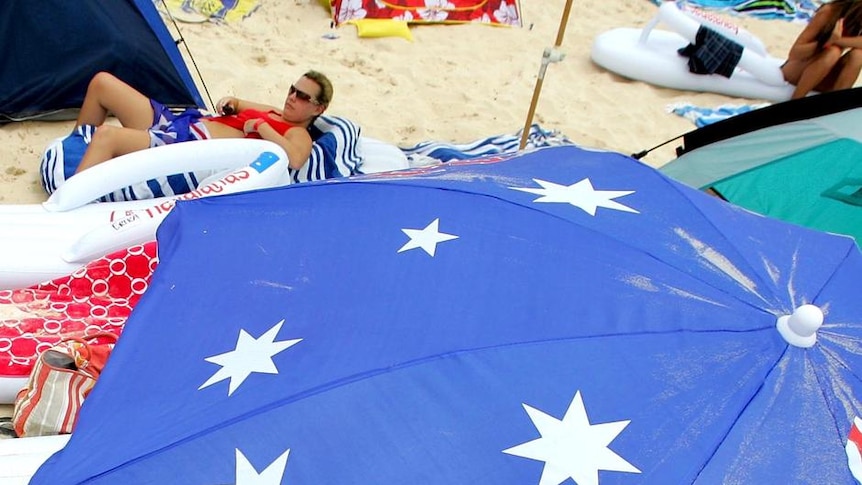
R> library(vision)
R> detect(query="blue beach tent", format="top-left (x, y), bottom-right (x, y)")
top-left (0, 0), bottom-right (205, 122)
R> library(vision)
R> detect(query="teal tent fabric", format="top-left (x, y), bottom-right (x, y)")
top-left (712, 139), bottom-right (862, 242)
top-left (660, 107), bottom-right (862, 246)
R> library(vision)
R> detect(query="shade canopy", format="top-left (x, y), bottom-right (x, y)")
top-left (32, 145), bottom-right (862, 484)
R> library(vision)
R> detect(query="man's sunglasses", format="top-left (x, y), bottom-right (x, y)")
top-left (289, 85), bottom-right (319, 105)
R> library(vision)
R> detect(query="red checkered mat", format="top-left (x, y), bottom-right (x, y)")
top-left (0, 242), bottom-right (158, 377)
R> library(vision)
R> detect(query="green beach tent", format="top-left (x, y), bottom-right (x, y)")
top-left (660, 87), bottom-right (862, 245)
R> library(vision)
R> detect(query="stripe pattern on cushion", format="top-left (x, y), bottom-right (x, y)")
top-left (293, 115), bottom-right (363, 183)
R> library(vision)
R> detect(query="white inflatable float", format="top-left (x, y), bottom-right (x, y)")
top-left (0, 134), bottom-right (412, 477)
top-left (591, 1), bottom-right (796, 101)
top-left (0, 134), bottom-right (414, 291)
top-left (0, 139), bottom-right (289, 290)
top-left (0, 139), bottom-right (289, 405)
top-left (0, 433), bottom-right (69, 484)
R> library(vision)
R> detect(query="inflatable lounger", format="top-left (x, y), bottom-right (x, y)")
top-left (0, 135), bottom-right (417, 291)
top-left (0, 434), bottom-right (69, 485)
top-left (0, 139), bottom-right (288, 290)
top-left (0, 136), bottom-right (415, 402)
top-left (591, 2), bottom-right (796, 102)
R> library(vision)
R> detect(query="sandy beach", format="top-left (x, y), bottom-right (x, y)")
top-left (0, 0), bottom-right (808, 205)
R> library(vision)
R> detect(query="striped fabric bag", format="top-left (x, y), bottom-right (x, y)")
top-left (12, 333), bottom-right (117, 437)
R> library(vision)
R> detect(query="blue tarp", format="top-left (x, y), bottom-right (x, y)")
top-left (0, 0), bottom-right (204, 122)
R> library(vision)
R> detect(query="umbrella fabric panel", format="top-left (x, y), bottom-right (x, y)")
top-left (39, 180), bottom-right (779, 480)
top-left (813, 245), bottom-right (862, 430)
top-left (573, 147), bottom-right (842, 294)
top-left (713, 139), bottom-right (862, 243)
top-left (354, 147), bottom-right (847, 311)
top-left (817, 246), bottom-right (862, 325)
top-left (656, 173), bottom-right (854, 311)
top-left (700, 245), bottom-right (862, 484)
top-left (30, 146), bottom-right (862, 484)
top-left (698, 349), bottom-right (861, 484)
top-left (42, 332), bottom-right (781, 483)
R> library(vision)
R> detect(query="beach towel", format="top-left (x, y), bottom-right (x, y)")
top-left (290, 115), bottom-right (363, 183)
top-left (400, 124), bottom-right (573, 167)
top-left (734, 0), bottom-right (820, 21)
top-left (159, 0), bottom-right (260, 23)
top-left (330, 0), bottom-right (522, 39)
top-left (668, 102), bottom-right (770, 127)
top-left (0, 242), bottom-right (157, 379)
top-left (650, 0), bottom-right (823, 22)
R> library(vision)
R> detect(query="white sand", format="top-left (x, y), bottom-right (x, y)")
top-left (0, 0), bottom-right (807, 206)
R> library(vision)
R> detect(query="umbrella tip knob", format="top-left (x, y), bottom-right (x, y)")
top-left (776, 304), bottom-right (824, 348)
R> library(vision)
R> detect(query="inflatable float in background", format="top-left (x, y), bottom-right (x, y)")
top-left (0, 139), bottom-right (288, 290)
top-left (591, 1), bottom-right (796, 102)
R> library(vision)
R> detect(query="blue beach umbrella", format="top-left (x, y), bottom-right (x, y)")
top-left (31, 145), bottom-right (862, 484)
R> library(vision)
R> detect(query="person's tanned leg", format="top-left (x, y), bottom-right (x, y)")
top-left (832, 50), bottom-right (862, 91)
top-left (76, 72), bottom-right (155, 129)
top-left (74, 126), bottom-right (151, 174)
top-left (790, 47), bottom-right (843, 99)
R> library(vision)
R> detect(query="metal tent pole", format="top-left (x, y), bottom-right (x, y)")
top-left (519, 0), bottom-right (574, 150)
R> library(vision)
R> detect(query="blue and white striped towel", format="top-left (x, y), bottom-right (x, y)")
top-left (291, 115), bottom-right (362, 183)
top-left (668, 102), bottom-right (769, 127)
top-left (650, 0), bottom-right (822, 22)
top-left (400, 124), bottom-right (573, 167)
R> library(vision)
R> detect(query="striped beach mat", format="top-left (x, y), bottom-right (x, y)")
top-left (668, 102), bottom-right (770, 127)
top-left (400, 124), bottom-right (574, 166)
top-left (650, 0), bottom-right (823, 22)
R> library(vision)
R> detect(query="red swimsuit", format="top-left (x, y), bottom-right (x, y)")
top-left (207, 109), bottom-right (295, 139)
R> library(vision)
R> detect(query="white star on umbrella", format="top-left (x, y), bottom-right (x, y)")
top-left (511, 178), bottom-right (638, 216)
top-left (199, 319), bottom-right (301, 396)
top-left (503, 391), bottom-right (641, 485)
top-left (397, 218), bottom-right (459, 256)
top-left (236, 448), bottom-right (290, 484)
